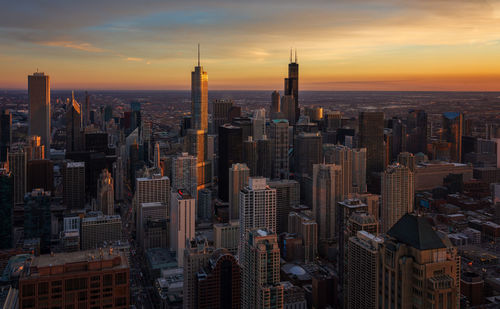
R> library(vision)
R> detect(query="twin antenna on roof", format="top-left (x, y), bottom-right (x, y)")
top-left (289, 48), bottom-right (297, 63)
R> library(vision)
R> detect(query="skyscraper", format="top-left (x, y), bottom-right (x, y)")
top-left (380, 214), bottom-right (460, 309)
top-left (359, 111), bottom-right (385, 175)
top-left (8, 151), bottom-right (27, 205)
top-left (183, 241), bottom-right (215, 309)
top-left (191, 45), bottom-right (208, 132)
top-left (0, 168), bottom-right (13, 249)
top-left (65, 93), bottom-right (83, 152)
top-left (25, 135), bottom-right (45, 160)
top-left (351, 148), bottom-right (367, 193)
top-left (171, 152), bottom-right (198, 197)
top-left (218, 124), bottom-right (243, 201)
top-left (137, 202), bottom-right (168, 250)
top-left (135, 173), bottom-right (170, 218)
top-left (228, 163), bottom-right (250, 220)
top-left (294, 132), bottom-right (322, 177)
top-left (24, 188), bottom-right (51, 253)
top-left (196, 249), bottom-right (241, 309)
top-left (324, 144), bottom-right (353, 196)
top-left (312, 163), bottom-right (342, 242)
top-left (96, 169), bottom-right (114, 215)
top-left (269, 119), bottom-right (290, 179)
top-left (397, 151), bottom-right (416, 172)
top-left (63, 161), bottom-right (86, 209)
top-left (242, 136), bottom-right (258, 176)
top-left (346, 231), bottom-right (383, 309)
top-left (406, 109), bottom-right (428, 154)
top-left (239, 177), bottom-right (277, 261)
top-left (256, 136), bottom-right (272, 178)
top-left (81, 214), bottom-right (122, 250)
top-left (381, 164), bottom-right (414, 232)
top-left (442, 112), bottom-right (463, 162)
top-left (28, 72), bottom-right (50, 157)
top-left (284, 50), bottom-right (299, 122)
top-left (288, 211), bottom-right (318, 262)
top-left (271, 91), bottom-right (281, 117)
top-left (252, 108), bottom-right (266, 140)
top-left (0, 109), bottom-right (12, 162)
top-left (268, 179), bottom-right (300, 234)
top-left (212, 99), bottom-right (233, 134)
top-left (242, 229), bottom-right (283, 309)
top-left (170, 190), bottom-right (195, 266)
top-left (281, 95), bottom-right (296, 126)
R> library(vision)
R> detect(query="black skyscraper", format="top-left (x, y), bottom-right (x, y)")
top-left (0, 109), bottom-right (12, 162)
top-left (218, 124), bottom-right (242, 201)
top-left (284, 50), bottom-right (299, 122)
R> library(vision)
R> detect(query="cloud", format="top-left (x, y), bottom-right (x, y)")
top-left (41, 40), bottom-right (106, 52)
top-left (125, 57), bottom-right (144, 62)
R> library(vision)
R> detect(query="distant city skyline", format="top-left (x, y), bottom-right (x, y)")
top-left (2, 1), bottom-right (500, 90)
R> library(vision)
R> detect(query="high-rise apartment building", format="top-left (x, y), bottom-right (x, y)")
top-left (170, 190), bottom-right (195, 266)
top-left (191, 47), bottom-right (208, 132)
top-left (379, 214), bottom-right (460, 309)
top-left (381, 164), bottom-right (414, 232)
top-left (239, 177), bottom-right (277, 261)
top-left (228, 163), bottom-right (250, 220)
top-left (19, 249), bottom-right (130, 309)
top-left (312, 164), bottom-right (342, 241)
top-left (81, 214), bottom-right (122, 250)
top-left (213, 220), bottom-right (240, 254)
top-left (269, 119), bottom-right (290, 179)
top-left (8, 151), bottom-right (27, 205)
top-left (268, 179), bottom-right (300, 234)
top-left (242, 229), bottom-right (283, 309)
top-left (0, 109), bottom-right (12, 162)
top-left (63, 161), bottom-right (86, 209)
top-left (135, 173), bottom-right (170, 218)
top-left (442, 112), bottom-right (463, 162)
top-left (324, 144), bottom-right (353, 196)
top-left (171, 152), bottom-right (197, 197)
top-left (346, 231), bottom-right (383, 309)
top-left (294, 132), bottom-right (322, 177)
top-left (96, 169), bottom-right (114, 215)
top-left (196, 249), bottom-right (241, 309)
top-left (28, 72), bottom-right (50, 157)
top-left (24, 189), bottom-right (51, 253)
top-left (359, 111), bottom-right (385, 175)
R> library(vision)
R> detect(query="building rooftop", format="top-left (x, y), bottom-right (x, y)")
top-left (29, 249), bottom-right (127, 271)
top-left (66, 161), bottom-right (85, 168)
top-left (387, 214), bottom-right (446, 250)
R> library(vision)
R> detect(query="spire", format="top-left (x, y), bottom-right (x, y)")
top-left (71, 90), bottom-right (74, 103)
top-left (289, 48), bottom-right (292, 63)
top-left (197, 43), bottom-right (200, 67)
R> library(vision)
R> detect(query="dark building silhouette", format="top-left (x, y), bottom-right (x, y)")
top-left (294, 132), bottom-right (322, 177)
top-left (0, 109), bottom-right (12, 162)
top-left (284, 50), bottom-right (299, 122)
top-left (406, 110), bottom-right (427, 154)
top-left (359, 111), bottom-right (385, 176)
top-left (65, 94), bottom-right (83, 153)
top-left (0, 169), bottom-right (13, 249)
top-left (27, 159), bottom-right (54, 192)
top-left (197, 249), bottom-right (241, 309)
top-left (442, 112), bottom-right (463, 162)
top-left (242, 137), bottom-right (258, 176)
top-left (24, 189), bottom-right (51, 253)
top-left (256, 137), bottom-right (272, 178)
top-left (212, 99), bottom-right (233, 134)
top-left (218, 124), bottom-right (243, 201)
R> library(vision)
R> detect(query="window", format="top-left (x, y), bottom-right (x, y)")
top-left (115, 272), bottom-right (127, 285)
top-left (39, 282), bottom-right (49, 295)
top-left (22, 284), bottom-right (35, 297)
top-left (103, 274), bottom-right (113, 287)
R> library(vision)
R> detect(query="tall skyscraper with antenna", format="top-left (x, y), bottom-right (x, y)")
top-left (284, 49), bottom-right (299, 122)
top-left (191, 44), bottom-right (208, 132)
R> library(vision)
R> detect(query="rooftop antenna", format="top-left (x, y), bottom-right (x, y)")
top-left (290, 48), bottom-right (292, 63)
top-left (295, 49), bottom-right (297, 63)
top-left (197, 43), bottom-right (200, 67)
top-left (71, 90), bottom-right (74, 103)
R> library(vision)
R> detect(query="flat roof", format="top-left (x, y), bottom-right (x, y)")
top-left (31, 249), bottom-right (127, 269)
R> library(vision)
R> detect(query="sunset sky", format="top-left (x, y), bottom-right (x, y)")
top-left (2, 0), bottom-right (500, 91)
